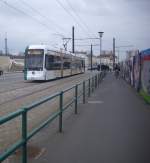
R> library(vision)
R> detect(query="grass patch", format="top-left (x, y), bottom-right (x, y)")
top-left (139, 90), bottom-right (150, 104)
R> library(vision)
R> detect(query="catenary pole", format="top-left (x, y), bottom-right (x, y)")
top-left (72, 26), bottom-right (75, 53)
top-left (90, 44), bottom-right (93, 71)
top-left (113, 37), bottom-right (116, 70)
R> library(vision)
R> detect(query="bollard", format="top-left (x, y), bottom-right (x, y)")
top-left (75, 85), bottom-right (78, 114)
top-left (83, 81), bottom-right (86, 104)
top-left (59, 91), bottom-right (63, 132)
top-left (88, 78), bottom-right (91, 97)
top-left (22, 109), bottom-right (27, 163)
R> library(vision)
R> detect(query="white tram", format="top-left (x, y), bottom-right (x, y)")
top-left (24, 45), bottom-right (85, 81)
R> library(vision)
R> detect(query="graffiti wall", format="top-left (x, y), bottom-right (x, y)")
top-left (133, 53), bottom-right (141, 90)
top-left (140, 49), bottom-right (150, 96)
top-left (121, 48), bottom-right (150, 103)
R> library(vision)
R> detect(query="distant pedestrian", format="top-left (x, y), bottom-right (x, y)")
top-left (0, 70), bottom-right (3, 76)
top-left (114, 64), bottom-right (120, 79)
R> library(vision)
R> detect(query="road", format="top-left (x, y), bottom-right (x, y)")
top-left (0, 72), bottom-right (24, 83)
top-left (0, 71), bottom-right (97, 155)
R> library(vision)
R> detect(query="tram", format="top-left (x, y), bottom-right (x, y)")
top-left (24, 45), bottom-right (85, 81)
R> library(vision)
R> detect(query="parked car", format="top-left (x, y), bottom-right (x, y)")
top-left (0, 69), bottom-right (3, 75)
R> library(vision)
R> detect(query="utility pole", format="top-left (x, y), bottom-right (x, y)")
top-left (98, 32), bottom-right (104, 71)
top-left (60, 48), bottom-right (63, 77)
top-left (90, 44), bottom-right (93, 71)
top-left (72, 26), bottom-right (75, 53)
top-left (5, 33), bottom-right (8, 56)
top-left (113, 37), bottom-right (115, 70)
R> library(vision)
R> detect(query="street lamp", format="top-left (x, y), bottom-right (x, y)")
top-left (98, 32), bottom-right (104, 71)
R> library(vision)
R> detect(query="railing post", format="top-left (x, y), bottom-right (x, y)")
top-left (75, 85), bottom-right (78, 114)
top-left (83, 81), bottom-right (85, 104)
top-left (59, 91), bottom-right (63, 132)
top-left (97, 74), bottom-right (99, 87)
top-left (88, 78), bottom-right (91, 97)
top-left (99, 73), bottom-right (100, 85)
top-left (92, 77), bottom-right (94, 92)
top-left (100, 73), bottom-right (102, 82)
top-left (93, 76), bottom-right (95, 92)
top-left (22, 109), bottom-right (27, 163)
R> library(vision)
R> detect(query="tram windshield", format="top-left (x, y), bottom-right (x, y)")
top-left (25, 49), bottom-right (44, 70)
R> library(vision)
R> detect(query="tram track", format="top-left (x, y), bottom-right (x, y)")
top-left (0, 81), bottom-right (59, 106)
top-left (0, 73), bottom-right (92, 107)
top-left (0, 74), bottom-right (82, 95)
top-left (0, 81), bottom-right (43, 94)
top-left (0, 73), bottom-right (84, 94)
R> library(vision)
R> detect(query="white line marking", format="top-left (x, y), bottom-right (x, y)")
top-left (34, 148), bottom-right (46, 160)
top-left (88, 100), bottom-right (104, 104)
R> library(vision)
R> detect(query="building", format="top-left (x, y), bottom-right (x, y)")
top-left (75, 51), bottom-right (99, 70)
top-left (97, 51), bottom-right (117, 70)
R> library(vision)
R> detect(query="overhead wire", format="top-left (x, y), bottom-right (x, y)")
top-left (75, 37), bottom-right (99, 40)
top-left (65, 0), bottom-right (97, 38)
top-left (1, 0), bottom-right (101, 51)
top-left (55, 0), bottom-right (92, 37)
top-left (76, 44), bottom-right (100, 47)
top-left (20, 0), bottom-right (66, 36)
top-left (0, 0), bottom-right (64, 37)
top-left (55, 0), bottom-right (101, 54)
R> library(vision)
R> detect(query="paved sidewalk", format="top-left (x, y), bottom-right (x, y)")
top-left (31, 73), bottom-right (150, 163)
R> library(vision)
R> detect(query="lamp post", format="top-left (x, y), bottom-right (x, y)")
top-left (98, 32), bottom-right (104, 71)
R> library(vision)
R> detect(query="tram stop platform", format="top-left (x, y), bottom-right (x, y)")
top-left (30, 72), bottom-right (150, 163)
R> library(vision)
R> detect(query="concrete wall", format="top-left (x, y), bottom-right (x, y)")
top-left (0, 56), bottom-right (11, 71)
top-left (0, 56), bottom-right (24, 72)
top-left (10, 59), bottom-right (24, 71)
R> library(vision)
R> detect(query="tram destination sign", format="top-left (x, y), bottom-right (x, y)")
top-left (27, 49), bottom-right (44, 55)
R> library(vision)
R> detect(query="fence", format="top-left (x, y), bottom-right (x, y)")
top-left (0, 72), bottom-right (105, 163)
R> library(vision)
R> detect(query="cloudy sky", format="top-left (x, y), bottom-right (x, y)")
top-left (0, 0), bottom-right (150, 58)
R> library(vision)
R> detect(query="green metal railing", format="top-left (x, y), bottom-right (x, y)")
top-left (0, 72), bottom-right (105, 163)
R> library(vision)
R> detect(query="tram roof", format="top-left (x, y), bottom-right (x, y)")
top-left (27, 44), bottom-right (84, 59)
top-left (28, 45), bottom-right (52, 50)
top-left (28, 45), bottom-right (70, 53)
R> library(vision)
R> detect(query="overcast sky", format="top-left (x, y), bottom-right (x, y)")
top-left (0, 0), bottom-right (150, 58)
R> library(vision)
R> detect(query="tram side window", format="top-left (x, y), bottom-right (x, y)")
top-left (53, 56), bottom-right (61, 69)
top-left (45, 55), bottom-right (61, 70)
top-left (63, 57), bottom-right (71, 69)
top-left (63, 62), bottom-right (71, 69)
top-left (76, 60), bottom-right (82, 69)
top-left (45, 55), bottom-right (54, 70)
top-left (71, 61), bottom-right (81, 69)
